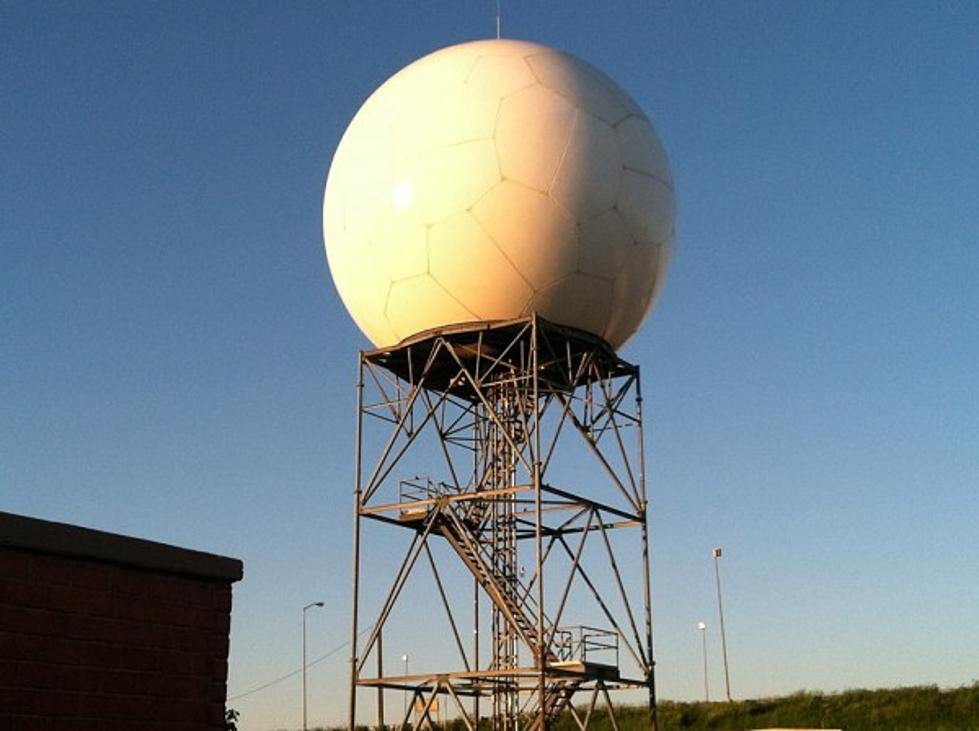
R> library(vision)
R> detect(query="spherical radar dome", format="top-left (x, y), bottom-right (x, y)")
top-left (323, 38), bottom-right (675, 350)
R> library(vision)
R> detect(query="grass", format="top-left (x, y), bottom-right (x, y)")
top-left (564, 684), bottom-right (979, 731)
top-left (286, 683), bottom-right (979, 731)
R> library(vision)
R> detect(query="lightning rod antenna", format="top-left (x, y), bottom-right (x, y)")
top-left (496, 0), bottom-right (502, 39)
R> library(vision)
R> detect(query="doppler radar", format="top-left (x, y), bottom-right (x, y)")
top-left (323, 39), bottom-right (675, 350)
top-left (324, 37), bottom-right (675, 731)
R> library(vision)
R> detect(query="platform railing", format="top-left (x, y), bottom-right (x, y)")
top-left (552, 625), bottom-right (619, 667)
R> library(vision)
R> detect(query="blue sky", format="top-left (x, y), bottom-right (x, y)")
top-left (3, 2), bottom-right (978, 729)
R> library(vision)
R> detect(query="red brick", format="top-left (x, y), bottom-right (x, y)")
top-left (100, 669), bottom-right (142, 695)
top-left (9, 717), bottom-right (59, 731)
top-left (127, 620), bottom-right (167, 647)
top-left (208, 679), bottom-right (227, 702)
top-left (0, 686), bottom-right (45, 714)
top-left (69, 563), bottom-right (114, 592)
top-left (156, 697), bottom-right (207, 723)
top-left (96, 722), bottom-right (154, 731)
top-left (58, 586), bottom-right (115, 618)
top-left (65, 614), bottom-right (136, 645)
top-left (162, 648), bottom-right (200, 675)
top-left (107, 670), bottom-right (175, 698)
top-left (172, 604), bottom-right (203, 629)
top-left (75, 692), bottom-right (116, 719)
top-left (15, 662), bottom-right (63, 689)
top-left (108, 570), bottom-right (148, 597)
top-left (112, 570), bottom-right (207, 604)
top-left (132, 599), bottom-right (194, 628)
top-left (1, 580), bottom-right (51, 610)
top-left (168, 672), bottom-right (208, 699)
top-left (63, 613), bottom-right (99, 640)
top-left (208, 633), bottom-right (229, 660)
top-left (31, 555), bottom-right (76, 586)
top-left (24, 636), bottom-right (78, 666)
top-left (207, 701), bottom-right (226, 725)
top-left (0, 633), bottom-right (48, 662)
top-left (0, 659), bottom-right (16, 686)
top-left (211, 585), bottom-right (232, 613)
top-left (115, 571), bottom-right (161, 598)
top-left (103, 693), bottom-right (154, 721)
top-left (109, 595), bottom-right (148, 623)
top-left (209, 657), bottom-right (228, 682)
top-left (163, 625), bottom-right (203, 652)
top-left (0, 605), bottom-right (68, 638)
top-left (0, 550), bottom-right (31, 580)
top-left (111, 619), bottom-right (147, 646)
top-left (147, 575), bottom-right (215, 608)
top-left (122, 621), bottom-right (159, 649)
top-left (2, 545), bottom-right (236, 728)
top-left (6, 719), bottom-right (32, 731)
top-left (161, 647), bottom-right (209, 677)
top-left (84, 639), bottom-right (128, 669)
top-left (48, 690), bottom-right (86, 718)
top-left (118, 645), bottom-right (162, 673)
top-left (209, 609), bottom-right (230, 635)
top-left (61, 665), bottom-right (102, 692)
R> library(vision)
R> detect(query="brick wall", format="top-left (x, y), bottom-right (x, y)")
top-left (0, 512), bottom-right (242, 731)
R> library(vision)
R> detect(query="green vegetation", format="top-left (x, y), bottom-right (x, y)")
top-left (301, 684), bottom-right (979, 731)
top-left (558, 684), bottom-right (979, 731)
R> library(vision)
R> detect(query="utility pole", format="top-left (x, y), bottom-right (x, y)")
top-left (697, 621), bottom-right (709, 702)
top-left (303, 601), bottom-right (325, 730)
top-left (712, 548), bottom-right (732, 701)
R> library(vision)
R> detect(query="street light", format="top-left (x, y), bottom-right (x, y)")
top-left (302, 601), bottom-right (325, 731)
top-left (401, 653), bottom-right (409, 720)
top-left (712, 547), bottom-right (732, 701)
top-left (697, 621), bottom-right (709, 702)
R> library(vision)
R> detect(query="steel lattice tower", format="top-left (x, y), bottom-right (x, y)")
top-left (347, 315), bottom-right (657, 731)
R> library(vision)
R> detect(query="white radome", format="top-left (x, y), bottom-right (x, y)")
top-left (323, 39), bottom-right (675, 350)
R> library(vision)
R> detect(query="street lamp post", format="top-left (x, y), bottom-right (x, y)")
top-left (712, 547), bottom-right (732, 701)
top-left (401, 654), bottom-right (409, 721)
top-left (697, 621), bottom-right (709, 702)
top-left (303, 601), bottom-right (325, 731)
